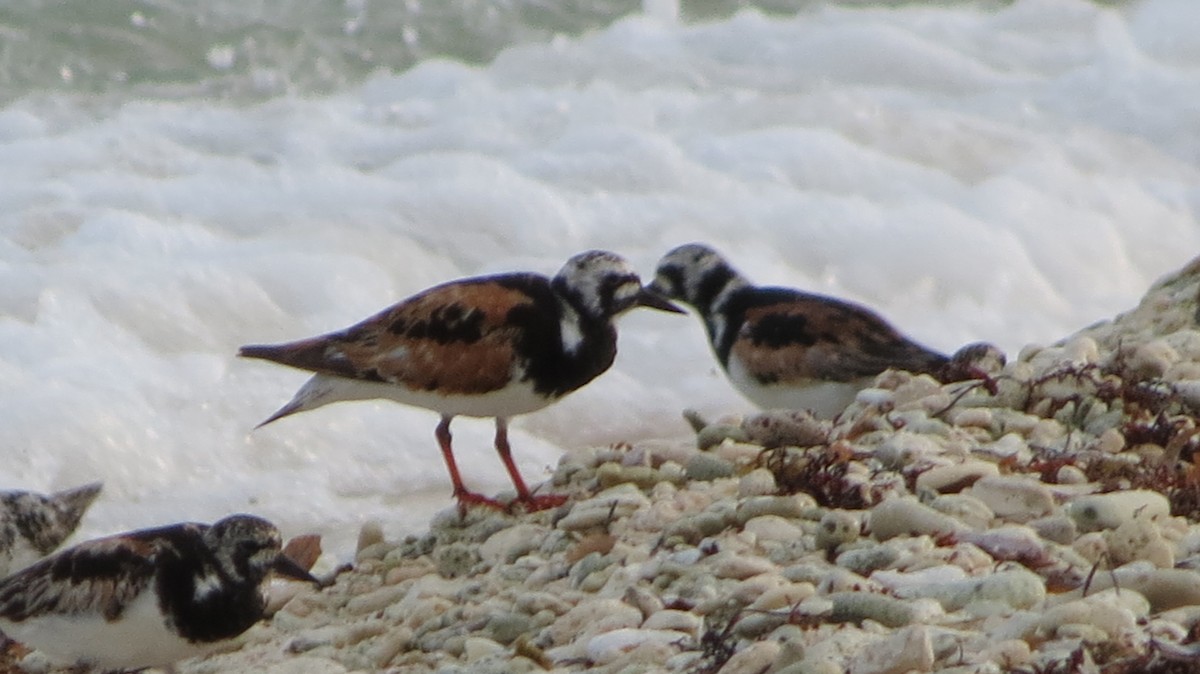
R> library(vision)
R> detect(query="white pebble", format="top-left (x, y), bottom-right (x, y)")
top-left (585, 628), bottom-right (683, 664)
top-left (738, 468), bottom-right (778, 498)
top-left (869, 496), bottom-right (967, 541)
top-left (1067, 490), bottom-right (1169, 532)
top-left (915, 461), bottom-right (999, 493)
top-left (463, 636), bottom-right (506, 662)
top-left (641, 609), bottom-right (703, 636)
top-left (847, 625), bottom-right (934, 674)
top-left (743, 515), bottom-right (804, 543)
top-left (967, 475), bottom-right (1055, 520)
top-left (718, 640), bottom-right (781, 674)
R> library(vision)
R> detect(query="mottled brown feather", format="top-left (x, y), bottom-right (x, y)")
top-left (0, 533), bottom-right (162, 622)
top-left (241, 280), bottom-right (540, 396)
top-left (732, 299), bottom-right (947, 383)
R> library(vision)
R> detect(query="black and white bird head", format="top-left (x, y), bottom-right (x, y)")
top-left (649, 243), bottom-right (750, 315)
top-left (552, 250), bottom-right (683, 319)
top-left (205, 514), bottom-right (316, 586)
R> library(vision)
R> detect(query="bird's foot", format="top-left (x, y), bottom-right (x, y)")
top-left (453, 490), bottom-right (508, 515)
top-left (516, 493), bottom-right (568, 512)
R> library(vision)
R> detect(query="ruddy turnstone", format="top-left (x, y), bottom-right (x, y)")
top-left (0, 482), bottom-right (102, 577)
top-left (0, 514), bottom-right (317, 671)
top-left (240, 250), bottom-right (682, 511)
top-left (650, 243), bottom-right (958, 417)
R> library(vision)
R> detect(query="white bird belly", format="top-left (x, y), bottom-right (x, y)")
top-left (0, 591), bottom-right (214, 670)
top-left (726, 357), bottom-right (870, 418)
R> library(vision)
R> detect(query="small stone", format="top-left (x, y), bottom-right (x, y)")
top-left (717, 640), bottom-right (781, 674)
top-left (816, 510), bottom-right (860, 549)
top-left (915, 461), bottom-right (998, 494)
top-left (828, 592), bottom-right (916, 627)
top-left (896, 568), bottom-right (1045, 612)
top-left (747, 582), bottom-right (817, 611)
top-left (478, 524), bottom-right (547, 564)
top-left (356, 521), bottom-right (385, 555)
top-left (433, 542), bottom-right (478, 578)
top-left (1027, 515), bottom-right (1078, 546)
top-left (735, 495), bottom-right (806, 524)
top-left (463, 636), bottom-right (507, 662)
top-left (544, 599), bottom-right (643, 646)
top-left (846, 625), bottom-right (934, 674)
top-left (1094, 428), bottom-right (1125, 454)
top-left (711, 553), bottom-right (777, 580)
top-left (1106, 516), bottom-right (1174, 567)
top-left (1068, 490), bottom-right (1170, 532)
top-left (967, 475), bottom-right (1054, 521)
top-left (743, 515), bottom-right (804, 543)
top-left (642, 609), bottom-right (703, 636)
top-left (686, 453), bottom-right (736, 481)
top-left (836, 545), bottom-right (901, 576)
top-left (557, 487), bottom-right (651, 531)
top-left (1040, 590), bottom-right (1147, 640)
top-left (1078, 567), bottom-right (1200, 613)
top-left (585, 628), bottom-right (683, 664)
top-left (742, 410), bottom-right (830, 448)
top-left (739, 468), bottom-right (778, 498)
top-left (485, 613), bottom-right (534, 645)
top-left (949, 407), bottom-right (994, 430)
top-left (869, 496), bottom-right (966, 541)
top-left (928, 494), bottom-right (994, 530)
top-left (1128, 339), bottom-right (1180, 378)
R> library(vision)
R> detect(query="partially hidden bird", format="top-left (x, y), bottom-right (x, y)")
top-left (0, 514), bottom-right (317, 671)
top-left (650, 243), bottom-right (994, 418)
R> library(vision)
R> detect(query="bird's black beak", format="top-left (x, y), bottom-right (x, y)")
top-left (635, 286), bottom-right (686, 314)
top-left (272, 553), bottom-right (321, 585)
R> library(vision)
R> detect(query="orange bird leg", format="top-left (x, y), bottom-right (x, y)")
top-left (436, 416), bottom-right (503, 512)
top-left (494, 418), bottom-right (567, 511)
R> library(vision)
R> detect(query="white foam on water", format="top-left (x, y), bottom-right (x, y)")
top-left (1, 0), bottom-right (1199, 558)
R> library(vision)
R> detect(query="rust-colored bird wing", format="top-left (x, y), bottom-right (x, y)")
top-left (240, 275), bottom-right (556, 396)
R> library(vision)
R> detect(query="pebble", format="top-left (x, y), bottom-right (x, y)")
top-left (544, 599), bottom-right (643, 646)
top-left (1076, 566), bottom-right (1200, 612)
top-left (742, 410), bottom-right (830, 448)
top-left (966, 475), bottom-right (1054, 520)
top-left (1105, 516), bottom-right (1174, 567)
top-left (1067, 490), bottom-right (1170, 532)
top-left (738, 468), bottom-right (778, 498)
top-left (928, 494), bottom-right (994, 530)
top-left (816, 510), bottom-right (860, 549)
top-left (584, 628), bottom-right (683, 664)
top-left (847, 625), bottom-right (934, 674)
top-left (747, 582), bottom-right (817, 611)
top-left (735, 495), bottom-right (807, 524)
top-left (1039, 589), bottom-right (1147, 640)
top-left (869, 497), bottom-right (967, 541)
top-left (915, 462), bottom-right (998, 494)
top-left (828, 592), bottom-right (917, 627)
top-left (717, 640), bottom-right (781, 674)
top-left (641, 609), bottom-right (703, 636)
top-left (896, 568), bottom-right (1045, 612)
top-left (743, 515), bottom-right (804, 543)
top-left (685, 453), bottom-right (736, 481)
top-left (557, 487), bottom-right (651, 531)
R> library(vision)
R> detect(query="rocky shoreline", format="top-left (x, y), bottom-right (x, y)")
top-left (14, 257), bottom-right (1200, 674)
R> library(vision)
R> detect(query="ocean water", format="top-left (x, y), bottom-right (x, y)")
top-left (1, 0), bottom-right (1199, 559)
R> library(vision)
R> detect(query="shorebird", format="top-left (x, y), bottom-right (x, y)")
top-left (0, 514), bottom-right (317, 671)
top-left (0, 482), bottom-right (102, 576)
top-left (650, 243), bottom-right (963, 417)
top-left (240, 250), bottom-right (682, 511)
